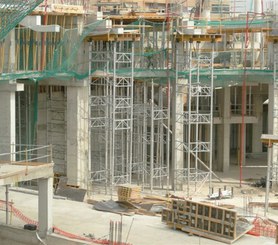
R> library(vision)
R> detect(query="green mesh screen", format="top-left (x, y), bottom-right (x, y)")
top-left (0, 15), bottom-right (275, 87)
top-left (0, 0), bottom-right (44, 41)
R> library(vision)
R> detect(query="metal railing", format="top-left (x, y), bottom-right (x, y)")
top-left (0, 144), bottom-right (53, 164)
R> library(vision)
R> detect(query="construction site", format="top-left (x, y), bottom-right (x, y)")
top-left (1, 0), bottom-right (278, 244)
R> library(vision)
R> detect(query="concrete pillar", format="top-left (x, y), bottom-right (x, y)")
top-left (252, 88), bottom-right (263, 153)
top-left (217, 87), bottom-right (230, 172)
top-left (38, 177), bottom-right (53, 238)
top-left (66, 83), bottom-right (89, 188)
top-left (172, 42), bottom-right (186, 189)
top-left (0, 81), bottom-right (24, 160)
top-left (171, 79), bottom-right (186, 190)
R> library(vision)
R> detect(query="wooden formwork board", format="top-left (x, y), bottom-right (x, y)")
top-left (162, 199), bottom-right (253, 244)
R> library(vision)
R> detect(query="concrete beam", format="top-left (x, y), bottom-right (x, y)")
top-left (38, 78), bottom-right (87, 87)
top-left (0, 163), bottom-right (53, 186)
top-left (0, 81), bottom-right (24, 92)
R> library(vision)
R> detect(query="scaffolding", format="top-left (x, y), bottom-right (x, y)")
top-left (89, 41), bottom-right (134, 194)
top-left (1, 0), bottom-right (278, 198)
top-left (172, 34), bottom-right (220, 195)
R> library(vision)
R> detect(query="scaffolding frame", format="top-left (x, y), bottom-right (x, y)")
top-left (89, 41), bottom-right (134, 195)
top-left (173, 37), bottom-right (216, 196)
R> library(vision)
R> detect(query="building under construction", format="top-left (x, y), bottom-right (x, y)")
top-left (0, 0), bottom-right (278, 243)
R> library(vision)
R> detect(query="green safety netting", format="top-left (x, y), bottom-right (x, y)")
top-left (0, 14), bottom-right (275, 87)
top-left (0, 0), bottom-right (44, 41)
top-left (194, 18), bottom-right (271, 28)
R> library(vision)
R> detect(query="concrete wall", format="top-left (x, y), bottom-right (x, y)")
top-left (0, 225), bottom-right (90, 245)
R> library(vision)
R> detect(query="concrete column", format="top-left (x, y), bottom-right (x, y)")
top-left (66, 83), bottom-right (89, 188)
top-left (252, 88), bottom-right (263, 153)
top-left (172, 42), bottom-right (186, 190)
top-left (217, 87), bottom-right (230, 172)
top-left (171, 79), bottom-right (186, 190)
top-left (0, 81), bottom-right (24, 160)
top-left (38, 177), bottom-right (53, 238)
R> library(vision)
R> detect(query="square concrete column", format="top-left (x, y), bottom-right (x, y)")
top-left (252, 88), bottom-right (263, 153)
top-left (0, 81), bottom-right (24, 160)
top-left (171, 78), bottom-right (187, 189)
top-left (67, 84), bottom-right (89, 188)
top-left (38, 177), bottom-right (53, 238)
top-left (217, 87), bottom-right (230, 172)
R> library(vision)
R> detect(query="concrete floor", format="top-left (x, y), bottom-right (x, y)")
top-left (0, 155), bottom-right (275, 245)
top-left (0, 183), bottom-right (275, 245)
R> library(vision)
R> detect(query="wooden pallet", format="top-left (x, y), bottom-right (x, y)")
top-left (117, 185), bottom-right (141, 201)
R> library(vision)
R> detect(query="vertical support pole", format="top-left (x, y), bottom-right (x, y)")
top-left (5, 185), bottom-right (9, 225)
top-left (172, 43), bottom-right (177, 191)
top-left (38, 177), bottom-right (53, 238)
top-left (187, 41), bottom-right (193, 198)
top-left (166, 63), bottom-right (171, 191)
top-left (150, 79), bottom-right (154, 192)
top-left (88, 42), bottom-right (92, 193)
top-left (142, 82), bottom-right (147, 190)
top-left (129, 42), bottom-right (134, 184)
top-left (265, 143), bottom-right (272, 217)
top-left (209, 40), bottom-right (215, 193)
top-left (195, 41), bottom-right (200, 191)
top-left (111, 42), bottom-right (116, 197)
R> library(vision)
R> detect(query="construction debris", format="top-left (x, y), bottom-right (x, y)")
top-left (55, 177), bottom-right (87, 202)
top-left (162, 199), bottom-right (253, 244)
top-left (208, 187), bottom-right (233, 199)
top-left (93, 200), bottom-right (134, 215)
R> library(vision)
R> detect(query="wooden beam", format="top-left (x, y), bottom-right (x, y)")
top-left (175, 34), bottom-right (222, 42)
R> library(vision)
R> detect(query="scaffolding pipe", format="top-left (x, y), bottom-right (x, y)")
top-left (150, 79), bottom-right (154, 192)
top-left (195, 41), bottom-right (201, 191)
top-left (209, 41), bottom-right (215, 193)
top-left (142, 81), bottom-right (147, 190)
top-left (264, 142), bottom-right (272, 216)
top-left (129, 42), bottom-right (134, 184)
top-left (88, 42), bottom-right (92, 194)
top-left (240, 12), bottom-right (250, 187)
top-left (5, 185), bottom-right (9, 225)
top-left (187, 41), bottom-right (193, 198)
top-left (111, 42), bottom-right (116, 197)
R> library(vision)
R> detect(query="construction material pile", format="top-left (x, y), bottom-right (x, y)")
top-left (117, 185), bottom-right (141, 202)
top-left (162, 199), bottom-right (253, 244)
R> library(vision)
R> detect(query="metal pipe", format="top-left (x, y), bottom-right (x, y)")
top-left (150, 79), bottom-right (154, 192)
top-left (264, 144), bottom-right (272, 217)
top-left (5, 185), bottom-right (9, 225)
top-left (209, 41), bottom-right (215, 193)
top-left (129, 42), bottom-right (134, 184)
top-left (187, 41), bottom-right (193, 198)
top-left (195, 41), bottom-right (200, 191)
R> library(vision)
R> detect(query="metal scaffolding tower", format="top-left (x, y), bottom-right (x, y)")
top-left (173, 38), bottom-right (216, 196)
top-left (89, 41), bottom-right (134, 194)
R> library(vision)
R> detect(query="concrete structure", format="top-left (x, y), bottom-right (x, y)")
top-left (0, 0), bottom-right (278, 225)
top-left (0, 161), bottom-right (53, 237)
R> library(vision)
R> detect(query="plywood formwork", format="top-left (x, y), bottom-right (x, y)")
top-left (162, 199), bottom-right (253, 244)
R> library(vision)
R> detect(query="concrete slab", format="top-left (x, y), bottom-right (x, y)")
top-left (0, 187), bottom-right (275, 245)
top-left (0, 163), bottom-right (53, 185)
